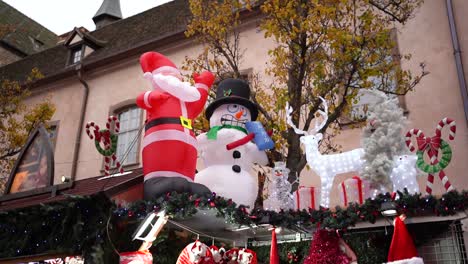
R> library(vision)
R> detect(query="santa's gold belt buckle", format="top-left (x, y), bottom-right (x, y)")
top-left (180, 116), bottom-right (192, 130)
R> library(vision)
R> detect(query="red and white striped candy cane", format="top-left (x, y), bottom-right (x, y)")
top-left (426, 118), bottom-right (456, 193)
top-left (405, 128), bottom-right (425, 152)
top-left (112, 154), bottom-right (124, 174)
top-left (107, 116), bottom-right (124, 175)
top-left (406, 128), bottom-right (438, 194)
top-left (104, 156), bottom-right (111, 176)
top-left (435, 118), bottom-right (456, 140)
top-left (85, 122), bottom-right (100, 140)
top-left (107, 115), bottom-right (120, 134)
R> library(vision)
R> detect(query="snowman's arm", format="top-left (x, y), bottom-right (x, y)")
top-left (226, 133), bottom-right (255, 150)
top-left (153, 74), bottom-right (201, 102)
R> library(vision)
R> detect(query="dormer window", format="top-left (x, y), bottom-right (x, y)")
top-left (63, 27), bottom-right (106, 66)
top-left (72, 47), bottom-right (82, 64)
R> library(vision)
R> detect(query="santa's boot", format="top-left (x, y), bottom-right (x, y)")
top-left (144, 177), bottom-right (212, 200)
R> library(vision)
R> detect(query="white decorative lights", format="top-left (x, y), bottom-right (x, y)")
top-left (286, 97), bottom-right (364, 208)
top-left (390, 154), bottom-right (420, 196)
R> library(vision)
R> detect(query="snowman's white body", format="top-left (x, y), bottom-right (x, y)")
top-left (195, 104), bottom-right (268, 208)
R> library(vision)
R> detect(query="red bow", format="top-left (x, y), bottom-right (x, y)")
top-left (417, 135), bottom-right (441, 152)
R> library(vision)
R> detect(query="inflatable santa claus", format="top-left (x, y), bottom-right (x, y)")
top-left (136, 51), bottom-right (214, 200)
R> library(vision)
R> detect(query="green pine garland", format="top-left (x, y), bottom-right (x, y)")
top-left (115, 189), bottom-right (468, 230)
top-left (0, 189), bottom-right (467, 262)
top-left (0, 193), bottom-right (115, 262)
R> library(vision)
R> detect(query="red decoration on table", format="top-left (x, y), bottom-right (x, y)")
top-left (303, 230), bottom-right (351, 264)
top-left (119, 250), bottom-right (153, 264)
top-left (270, 229), bottom-right (279, 264)
top-left (176, 241), bottom-right (215, 264)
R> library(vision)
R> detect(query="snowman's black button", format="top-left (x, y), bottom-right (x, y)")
top-left (232, 165), bottom-right (241, 173)
top-left (233, 151), bottom-right (241, 159)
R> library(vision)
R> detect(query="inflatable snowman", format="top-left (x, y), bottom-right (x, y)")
top-left (195, 78), bottom-right (269, 208)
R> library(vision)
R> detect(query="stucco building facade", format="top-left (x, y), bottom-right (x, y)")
top-left (0, 0), bottom-right (467, 261)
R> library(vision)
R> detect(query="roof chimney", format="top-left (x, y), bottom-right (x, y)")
top-left (92, 0), bottom-right (122, 29)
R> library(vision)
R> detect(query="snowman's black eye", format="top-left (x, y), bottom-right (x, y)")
top-left (227, 104), bottom-right (239, 113)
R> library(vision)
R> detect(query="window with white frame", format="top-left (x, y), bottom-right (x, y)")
top-left (115, 107), bottom-right (141, 165)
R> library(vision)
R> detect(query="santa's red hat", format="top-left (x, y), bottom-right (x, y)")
top-left (140, 51), bottom-right (181, 78)
top-left (387, 216), bottom-right (424, 264)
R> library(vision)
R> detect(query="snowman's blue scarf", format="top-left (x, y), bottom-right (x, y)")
top-left (206, 125), bottom-right (248, 140)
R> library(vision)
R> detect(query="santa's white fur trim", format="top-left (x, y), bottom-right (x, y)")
top-left (386, 257), bottom-right (424, 264)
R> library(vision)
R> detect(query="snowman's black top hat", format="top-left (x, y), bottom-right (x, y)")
top-left (205, 78), bottom-right (259, 121)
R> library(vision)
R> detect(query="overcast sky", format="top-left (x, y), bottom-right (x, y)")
top-left (3, 0), bottom-right (173, 35)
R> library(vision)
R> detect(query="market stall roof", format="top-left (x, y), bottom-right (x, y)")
top-left (0, 169), bottom-right (143, 211)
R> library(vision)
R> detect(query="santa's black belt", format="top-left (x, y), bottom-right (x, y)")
top-left (145, 116), bottom-right (193, 131)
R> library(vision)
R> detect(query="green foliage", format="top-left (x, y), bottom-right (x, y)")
top-left (116, 189), bottom-right (468, 231)
top-left (0, 194), bottom-right (113, 262)
top-left (0, 69), bottom-right (56, 192)
top-left (343, 231), bottom-right (390, 264)
top-left (252, 241), bottom-right (311, 263)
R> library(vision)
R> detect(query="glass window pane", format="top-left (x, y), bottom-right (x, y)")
top-left (114, 107), bottom-right (141, 166)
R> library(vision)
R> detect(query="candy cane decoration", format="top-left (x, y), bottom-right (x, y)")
top-left (405, 129), bottom-right (424, 152)
top-left (85, 116), bottom-right (124, 176)
top-left (436, 118), bottom-right (456, 140)
top-left (405, 118), bottom-right (456, 195)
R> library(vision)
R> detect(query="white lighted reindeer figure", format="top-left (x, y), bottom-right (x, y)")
top-left (286, 97), bottom-right (364, 208)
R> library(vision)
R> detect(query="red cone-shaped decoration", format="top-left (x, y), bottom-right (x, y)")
top-left (303, 229), bottom-right (350, 264)
top-left (387, 216), bottom-right (423, 263)
top-left (270, 229), bottom-right (279, 264)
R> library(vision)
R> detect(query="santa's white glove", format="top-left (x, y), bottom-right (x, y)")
top-left (145, 73), bottom-right (201, 102)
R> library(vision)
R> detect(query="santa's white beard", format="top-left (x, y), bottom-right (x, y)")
top-left (386, 257), bottom-right (424, 264)
top-left (145, 72), bottom-right (200, 102)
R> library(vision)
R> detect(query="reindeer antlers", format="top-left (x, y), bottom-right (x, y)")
top-left (286, 102), bottom-right (308, 135)
top-left (285, 96), bottom-right (328, 135)
top-left (313, 96), bottom-right (328, 134)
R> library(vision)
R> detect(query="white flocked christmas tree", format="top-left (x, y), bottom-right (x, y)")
top-left (360, 90), bottom-right (412, 196)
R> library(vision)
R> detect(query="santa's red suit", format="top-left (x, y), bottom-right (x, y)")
top-left (136, 52), bottom-right (214, 199)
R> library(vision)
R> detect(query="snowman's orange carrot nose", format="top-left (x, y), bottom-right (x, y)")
top-left (235, 110), bottom-right (244, 119)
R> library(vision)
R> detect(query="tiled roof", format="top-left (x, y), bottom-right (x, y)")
top-left (0, 168), bottom-right (143, 211)
top-left (0, 0), bottom-right (58, 56)
top-left (0, 0), bottom-right (191, 83)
